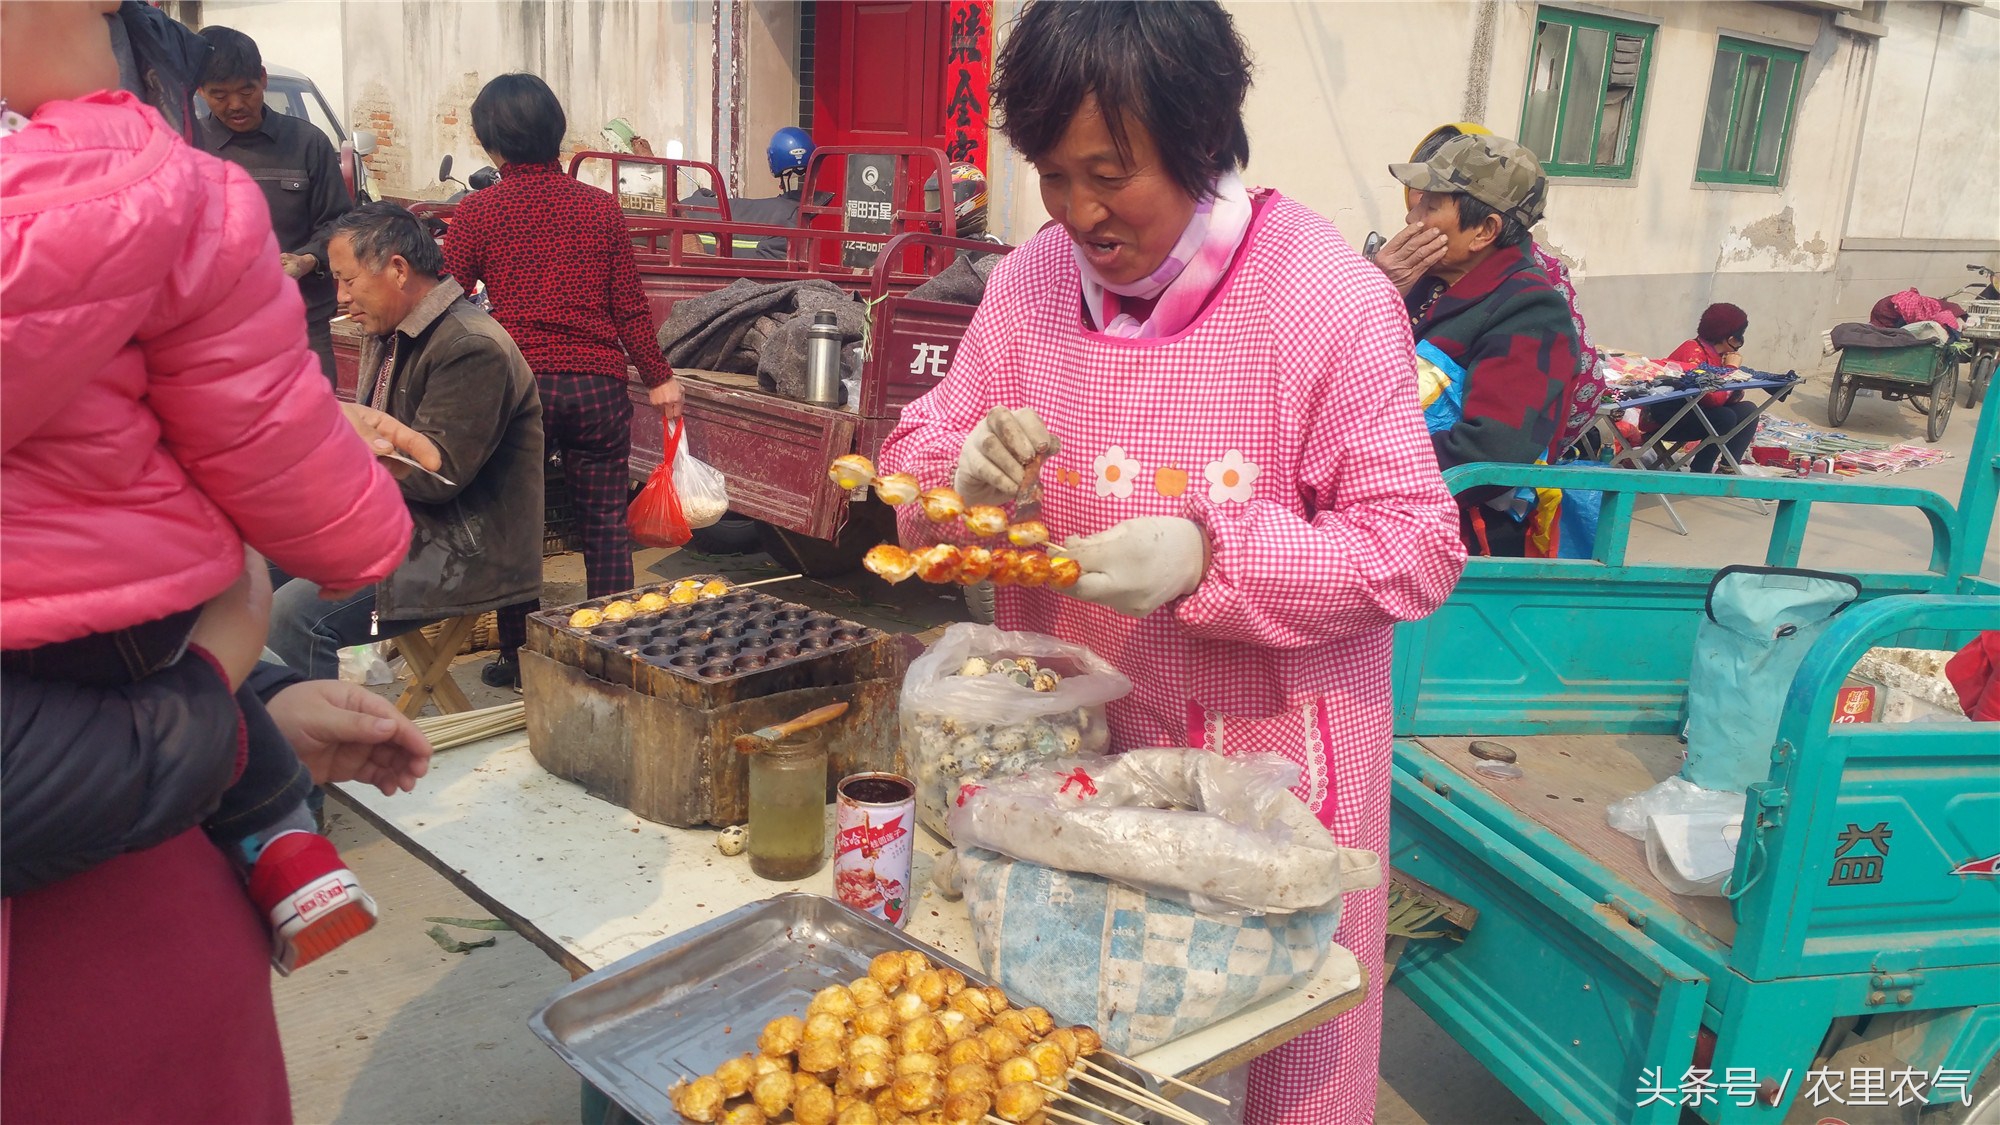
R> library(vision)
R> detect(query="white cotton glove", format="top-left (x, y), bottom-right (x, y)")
top-left (1055, 517), bottom-right (1209, 618)
top-left (955, 406), bottom-right (1059, 506)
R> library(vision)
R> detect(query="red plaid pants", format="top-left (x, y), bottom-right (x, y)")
top-left (499, 372), bottom-right (636, 653)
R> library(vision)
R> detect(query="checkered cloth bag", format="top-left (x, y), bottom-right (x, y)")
top-left (952, 849), bottom-right (1344, 1053)
top-left (942, 749), bottom-right (1379, 1052)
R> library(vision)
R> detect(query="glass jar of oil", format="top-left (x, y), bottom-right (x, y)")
top-left (747, 727), bottom-right (829, 880)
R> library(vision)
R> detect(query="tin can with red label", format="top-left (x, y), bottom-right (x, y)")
top-left (834, 772), bottom-right (916, 928)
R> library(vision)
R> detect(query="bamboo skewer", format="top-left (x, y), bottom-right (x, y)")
top-left (1034, 1082), bottom-right (1147, 1125)
top-left (730, 572), bottom-right (805, 590)
top-left (1066, 1066), bottom-right (1206, 1125)
top-left (411, 700), bottom-right (526, 749)
top-left (1080, 1058), bottom-right (1227, 1115)
top-left (1099, 1050), bottom-right (1232, 1106)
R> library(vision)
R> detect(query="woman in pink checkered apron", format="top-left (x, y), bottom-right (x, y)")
top-left (877, 4), bottom-right (1467, 1120)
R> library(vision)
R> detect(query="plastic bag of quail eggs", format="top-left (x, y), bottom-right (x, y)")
top-left (902, 623), bottom-right (1134, 840)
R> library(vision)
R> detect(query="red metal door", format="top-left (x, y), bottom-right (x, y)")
top-left (811, 1), bottom-right (947, 153)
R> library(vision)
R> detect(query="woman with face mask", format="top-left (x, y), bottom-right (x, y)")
top-left (877, 4), bottom-right (1466, 1120)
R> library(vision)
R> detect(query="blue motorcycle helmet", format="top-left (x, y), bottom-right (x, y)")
top-left (768, 126), bottom-right (815, 177)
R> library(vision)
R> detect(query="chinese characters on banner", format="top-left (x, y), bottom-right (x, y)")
top-left (945, 0), bottom-right (993, 170)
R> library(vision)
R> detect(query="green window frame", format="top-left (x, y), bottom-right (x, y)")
top-left (1695, 37), bottom-right (1806, 186)
top-left (1518, 8), bottom-right (1655, 179)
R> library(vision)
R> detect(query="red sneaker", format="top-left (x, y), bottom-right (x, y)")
top-left (247, 830), bottom-right (378, 975)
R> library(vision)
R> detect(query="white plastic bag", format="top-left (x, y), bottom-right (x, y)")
top-left (673, 437), bottom-right (729, 529)
top-left (1607, 776), bottom-right (1744, 839)
top-left (1644, 812), bottom-right (1742, 897)
top-left (902, 623), bottom-right (1132, 838)
top-left (338, 642), bottom-right (395, 686)
top-left (948, 748), bottom-right (1379, 915)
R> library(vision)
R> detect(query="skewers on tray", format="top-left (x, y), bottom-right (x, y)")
top-left (829, 458), bottom-right (1076, 591)
top-left (667, 949), bottom-right (1220, 1125)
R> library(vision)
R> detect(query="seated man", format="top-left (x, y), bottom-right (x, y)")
top-left (1391, 133), bottom-right (1582, 556)
top-left (268, 202), bottom-right (544, 678)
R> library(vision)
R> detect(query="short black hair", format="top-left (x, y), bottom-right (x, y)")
top-left (1452, 194), bottom-right (1530, 249)
top-left (992, 1), bottom-right (1251, 200)
top-left (471, 73), bottom-right (567, 165)
top-left (332, 202), bottom-right (444, 277)
top-left (1413, 126), bottom-right (1465, 164)
top-left (196, 26), bottom-right (261, 86)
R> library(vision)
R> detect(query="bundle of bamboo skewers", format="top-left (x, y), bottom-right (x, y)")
top-left (412, 701), bottom-right (526, 750)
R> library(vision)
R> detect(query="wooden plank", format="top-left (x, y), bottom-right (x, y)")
top-left (335, 733), bottom-right (1367, 1081)
top-left (1412, 733), bottom-right (1739, 946)
top-left (677, 367), bottom-right (765, 392)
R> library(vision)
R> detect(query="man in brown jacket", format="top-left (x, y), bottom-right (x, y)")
top-left (268, 202), bottom-right (544, 678)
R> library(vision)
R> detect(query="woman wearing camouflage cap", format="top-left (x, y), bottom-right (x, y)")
top-left (1388, 132), bottom-right (1587, 556)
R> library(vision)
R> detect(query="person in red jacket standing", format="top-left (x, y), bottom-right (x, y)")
top-left (1658, 302), bottom-right (1759, 474)
top-left (443, 73), bottom-right (680, 690)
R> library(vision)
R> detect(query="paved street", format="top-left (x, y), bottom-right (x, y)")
top-left (277, 363), bottom-right (1992, 1124)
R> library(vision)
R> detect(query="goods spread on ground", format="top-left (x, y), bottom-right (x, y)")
top-left (667, 950), bottom-right (1204, 1125)
top-left (1749, 417), bottom-right (1953, 475)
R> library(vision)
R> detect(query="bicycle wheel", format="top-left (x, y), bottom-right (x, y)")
top-left (1970, 351), bottom-right (1996, 410)
top-left (1828, 360), bottom-right (1855, 426)
top-left (1927, 361), bottom-right (1957, 442)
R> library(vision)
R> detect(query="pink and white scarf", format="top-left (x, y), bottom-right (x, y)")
top-left (1077, 171), bottom-right (1253, 339)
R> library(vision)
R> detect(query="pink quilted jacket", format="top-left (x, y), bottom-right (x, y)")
top-left (1, 91), bottom-right (413, 649)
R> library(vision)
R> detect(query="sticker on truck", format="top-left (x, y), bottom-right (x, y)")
top-left (1951, 854), bottom-right (2000, 877)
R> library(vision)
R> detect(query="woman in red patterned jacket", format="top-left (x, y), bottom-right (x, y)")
top-left (443, 73), bottom-right (680, 689)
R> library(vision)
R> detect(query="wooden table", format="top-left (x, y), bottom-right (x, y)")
top-left (334, 733), bottom-right (1368, 1083)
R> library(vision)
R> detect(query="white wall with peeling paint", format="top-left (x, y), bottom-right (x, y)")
top-left (202, 0), bottom-right (347, 123)
top-left (341, 0), bottom-right (716, 202)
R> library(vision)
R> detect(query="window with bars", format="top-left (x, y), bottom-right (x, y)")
top-left (1695, 38), bottom-right (1804, 186)
top-left (797, 0), bottom-right (816, 133)
top-left (1518, 8), bottom-right (1654, 179)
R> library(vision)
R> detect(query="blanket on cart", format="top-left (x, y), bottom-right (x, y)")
top-left (656, 277), bottom-right (866, 402)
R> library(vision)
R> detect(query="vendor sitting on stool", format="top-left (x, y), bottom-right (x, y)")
top-left (1654, 302), bottom-right (1760, 474)
top-left (268, 203), bottom-right (545, 679)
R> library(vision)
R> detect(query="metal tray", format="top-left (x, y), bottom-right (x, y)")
top-left (530, 893), bottom-right (1185, 1124)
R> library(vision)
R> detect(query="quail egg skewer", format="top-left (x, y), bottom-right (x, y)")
top-left (829, 454), bottom-right (877, 491)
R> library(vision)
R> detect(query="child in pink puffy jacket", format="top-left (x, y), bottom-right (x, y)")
top-left (1, 14), bottom-right (417, 974)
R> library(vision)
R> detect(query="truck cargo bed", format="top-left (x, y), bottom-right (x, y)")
top-left (1412, 734), bottom-right (1737, 947)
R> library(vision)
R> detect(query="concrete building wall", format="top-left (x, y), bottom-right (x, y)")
top-left (203, 0), bottom-right (347, 122)
top-left (741, 1), bottom-right (803, 200)
top-left (341, 0), bottom-right (716, 201)
top-left (1837, 2), bottom-right (2000, 329)
top-left (1848, 1), bottom-right (1999, 243)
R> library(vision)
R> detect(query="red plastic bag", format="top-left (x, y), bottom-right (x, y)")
top-left (628, 418), bottom-right (693, 548)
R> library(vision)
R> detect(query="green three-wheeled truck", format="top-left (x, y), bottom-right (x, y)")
top-left (1388, 374), bottom-right (1998, 1121)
